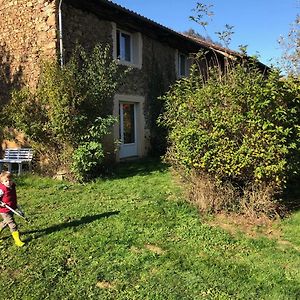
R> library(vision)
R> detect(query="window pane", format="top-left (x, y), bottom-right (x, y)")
top-left (124, 34), bottom-right (131, 61)
top-left (116, 30), bottom-right (120, 58)
top-left (122, 104), bottom-right (135, 144)
top-left (179, 54), bottom-right (186, 76)
top-left (120, 32), bottom-right (131, 62)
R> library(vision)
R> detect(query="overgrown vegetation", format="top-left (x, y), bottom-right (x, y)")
top-left (158, 1), bottom-right (300, 217)
top-left (1, 44), bottom-right (129, 181)
top-left (71, 116), bottom-right (117, 182)
top-left (1, 160), bottom-right (300, 299)
top-left (159, 62), bottom-right (300, 215)
top-left (278, 14), bottom-right (300, 76)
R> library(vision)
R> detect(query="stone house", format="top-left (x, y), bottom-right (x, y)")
top-left (0, 0), bottom-right (259, 160)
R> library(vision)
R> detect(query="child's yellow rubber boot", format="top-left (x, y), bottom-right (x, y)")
top-left (12, 231), bottom-right (25, 247)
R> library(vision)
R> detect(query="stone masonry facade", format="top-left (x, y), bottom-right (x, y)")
top-left (0, 0), bottom-right (58, 103)
top-left (0, 0), bottom-right (59, 150)
top-left (62, 3), bottom-right (178, 155)
top-left (0, 0), bottom-right (189, 156)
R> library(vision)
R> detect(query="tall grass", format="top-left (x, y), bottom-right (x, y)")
top-left (186, 172), bottom-right (279, 218)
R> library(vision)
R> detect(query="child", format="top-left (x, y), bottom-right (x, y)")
top-left (0, 171), bottom-right (25, 247)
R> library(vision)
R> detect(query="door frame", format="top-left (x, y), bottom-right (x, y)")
top-left (113, 94), bottom-right (146, 161)
top-left (119, 102), bottom-right (138, 158)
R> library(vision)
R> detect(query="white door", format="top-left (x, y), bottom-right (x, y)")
top-left (119, 102), bottom-right (138, 158)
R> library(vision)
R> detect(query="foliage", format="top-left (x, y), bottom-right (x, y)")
top-left (215, 24), bottom-right (235, 48)
top-left (1, 162), bottom-right (300, 299)
top-left (71, 116), bottom-right (117, 182)
top-left (185, 171), bottom-right (280, 216)
top-left (278, 14), bottom-right (300, 76)
top-left (159, 63), bottom-right (300, 192)
top-left (181, 2), bottom-right (299, 215)
top-left (189, 2), bottom-right (235, 49)
top-left (189, 2), bottom-right (214, 31)
top-left (1, 44), bottom-right (128, 180)
top-left (0, 46), bottom-right (23, 104)
top-left (0, 46), bottom-right (23, 142)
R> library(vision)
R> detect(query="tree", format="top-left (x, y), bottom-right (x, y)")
top-left (159, 1), bottom-right (300, 216)
top-left (278, 14), bottom-right (300, 76)
top-left (189, 2), bottom-right (235, 49)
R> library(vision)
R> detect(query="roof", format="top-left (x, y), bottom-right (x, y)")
top-left (65, 0), bottom-right (223, 55)
top-left (65, 0), bottom-right (268, 69)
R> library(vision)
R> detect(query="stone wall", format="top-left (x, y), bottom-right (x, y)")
top-left (0, 1), bottom-right (179, 155)
top-left (142, 35), bottom-right (177, 154)
top-left (62, 3), bottom-right (113, 61)
top-left (120, 35), bottom-right (177, 154)
top-left (0, 0), bottom-right (58, 102)
top-left (0, 0), bottom-right (58, 150)
top-left (62, 4), bottom-right (178, 155)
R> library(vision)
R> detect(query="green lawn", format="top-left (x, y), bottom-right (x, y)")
top-left (0, 159), bottom-right (300, 299)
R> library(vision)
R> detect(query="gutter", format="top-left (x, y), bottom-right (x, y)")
top-left (58, 0), bottom-right (64, 66)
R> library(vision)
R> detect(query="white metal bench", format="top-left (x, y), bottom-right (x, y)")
top-left (0, 148), bottom-right (33, 175)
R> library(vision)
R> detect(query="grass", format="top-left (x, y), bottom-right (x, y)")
top-left (0, 158), bottom-right (300, 299)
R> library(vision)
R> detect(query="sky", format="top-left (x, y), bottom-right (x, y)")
top-left (111, 0), bottom-right (299, 67)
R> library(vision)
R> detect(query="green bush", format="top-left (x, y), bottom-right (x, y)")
top-left (1, 44), bottom-right (129, 180)
top-left (159, 64), bottom-right (300, 191)
top-left (71, 116), bottom-right (116, 182)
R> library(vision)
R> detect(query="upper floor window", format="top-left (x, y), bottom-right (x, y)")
top-left (176, 51), bottom-right (193, 78)
top-left (178, 53), bottom-right (188, 77)
top-left (113, 23), bottom-right (143, 69)
top-left (117, 30), bottom-right (132, 62)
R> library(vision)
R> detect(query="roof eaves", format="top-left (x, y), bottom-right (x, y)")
top-left (71, 0), bottom-right (269, 68)
top-left (103, 0), bottom-right (220, 52)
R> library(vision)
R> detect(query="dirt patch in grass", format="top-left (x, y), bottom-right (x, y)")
top-left (208, 213), bottom-right (282, 239)
top-left (209, 213), bottom-right (300, 253)
top-left (130, 246), bottom-right (144, 254)
top-left (130, 244), bottom-right (165, 255)
top-left (145, 244), bottom-right (165, 255)
top-left (277, 239), bottom-right (300, 252)
top-left (96, 281), bottom-right (116, 289)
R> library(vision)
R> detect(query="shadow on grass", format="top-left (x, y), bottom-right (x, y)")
top-left (281, 180), bottom-right (300, 213)
top-left (21, 211), bottom-right (120, 241)
top-left (110, 157), bottom-right (169, 179)
top-left (14, 158), bottom-right (169, 187)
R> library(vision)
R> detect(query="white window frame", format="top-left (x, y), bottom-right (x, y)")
top-left (117, 29), bottom-right (133, 63)
top-left (179, 53), bottom-right (187, 77)
top-left (175, 50), bottom-right (191, 78)
top-left (112, 22), bottom-right (143, 69)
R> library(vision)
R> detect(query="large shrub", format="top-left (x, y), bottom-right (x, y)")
top-left (159, 63), bottom-right (300, 213)
top-left (1, 44), bottom-right (129, 180)
top-left (71, 116), bottom-right (117, 182)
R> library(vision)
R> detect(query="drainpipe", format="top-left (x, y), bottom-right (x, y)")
top-left (58, 0), bottom-right (64, 67)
